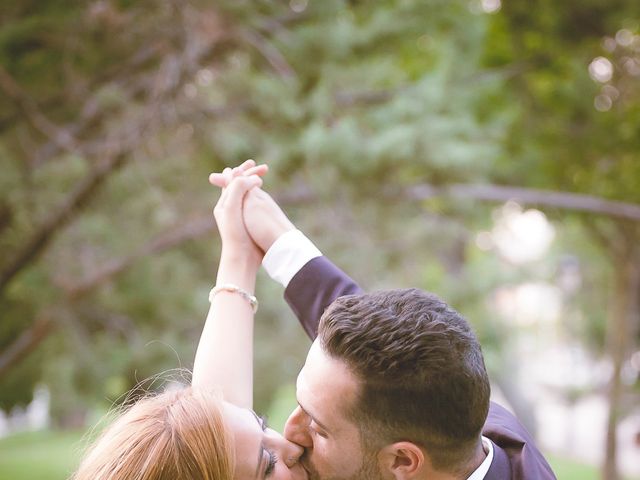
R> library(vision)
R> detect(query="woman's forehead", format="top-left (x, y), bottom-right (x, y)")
top-left (222, 402), bottom-right (263, 479)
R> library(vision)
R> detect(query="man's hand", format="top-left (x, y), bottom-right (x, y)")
top-left (243, 188), bottom-right (295, 253)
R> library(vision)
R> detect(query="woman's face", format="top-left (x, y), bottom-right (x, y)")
top-left (223, 401), bottom-right (308, 480)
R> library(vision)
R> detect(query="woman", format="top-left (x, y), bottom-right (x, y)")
top-left (72, 161), bottom-right (307, 480)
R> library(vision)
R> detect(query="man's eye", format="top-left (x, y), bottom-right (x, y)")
top-left (309, 424), bottom-right (327, 438)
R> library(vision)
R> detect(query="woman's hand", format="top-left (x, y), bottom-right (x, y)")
top-left (213, 174), bottom-right (263, 270)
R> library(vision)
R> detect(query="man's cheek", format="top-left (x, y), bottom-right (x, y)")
top-left (313, 448), bottom-right (331, 471)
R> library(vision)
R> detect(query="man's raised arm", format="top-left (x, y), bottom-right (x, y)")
top-left (243, 188), bottom-right (362, 339)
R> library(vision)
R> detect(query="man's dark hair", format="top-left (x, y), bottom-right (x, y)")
top-left (318, 288), bottom-right (490, 472)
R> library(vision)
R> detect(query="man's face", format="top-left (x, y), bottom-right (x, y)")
top-left (284, 340), bottom-right (383, 480)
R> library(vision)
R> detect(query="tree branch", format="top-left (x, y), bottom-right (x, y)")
top-left (0, 202), bottom-right (12, 236)
top-left (0, 315), bottom-right (54, 378)
top-left (404, 183), bottom-right (640, 222)
top-left (239, 28), bottom-right (297, 80)
top-left (64, 214), bottom-right (216, 299)
top-left (0, 214), bottom-right (212, 379)
top-left (0, 152), bottom-right (129, 295)
top-left (0, 66), bottom-right (78, 155)
top-left (0, 42), bottom-right (166, 137)
top-left (0, 20), bottom-right (230, 296)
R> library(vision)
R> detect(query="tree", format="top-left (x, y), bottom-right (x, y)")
top-left (1, 3), bottom-right (639, 477)
top-left (482, 2), bottom-right (640, 477)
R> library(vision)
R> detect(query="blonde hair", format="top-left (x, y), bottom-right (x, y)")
top-left (72, 386), bottom-right (235, 480)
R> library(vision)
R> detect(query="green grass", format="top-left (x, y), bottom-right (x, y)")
top-left (545, 454), bottom-right (639, 480)
top-left (0, 430), bottom-right (85, 480)
top-left (547, 454), bottom-right (601, 479)
top-left (1, 429), bottom-right (638, 480)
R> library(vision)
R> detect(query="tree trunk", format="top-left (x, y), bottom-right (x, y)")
top-left (602, 255), bottom-right (639, 479)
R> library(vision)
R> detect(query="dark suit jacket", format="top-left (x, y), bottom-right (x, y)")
top-left (284, 256), bottom-right (557, 480)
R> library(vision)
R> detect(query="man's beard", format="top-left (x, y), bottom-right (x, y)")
top-left (300, 450), bottom-right (383, 480)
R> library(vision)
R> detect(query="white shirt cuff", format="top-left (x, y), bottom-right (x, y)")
top-left (262, 230), bottom-right (322, 288)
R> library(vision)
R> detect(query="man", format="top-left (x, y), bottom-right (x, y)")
top-left (210, 164), bottom-right (556, 480)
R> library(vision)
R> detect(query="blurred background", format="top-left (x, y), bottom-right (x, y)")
top-left (0, 1), bottom-right (639, 479)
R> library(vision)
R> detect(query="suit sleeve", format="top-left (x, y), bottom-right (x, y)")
top-left (284, 256), bottom-right (363, 340)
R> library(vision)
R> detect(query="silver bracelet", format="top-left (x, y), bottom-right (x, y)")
top-left (209, 284), bottom-right (258, 313)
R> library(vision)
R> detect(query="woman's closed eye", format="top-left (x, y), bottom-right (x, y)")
top-left (258, 415), bottom-right (278, 477)
top-left (265, 449), bottom-right (277, 477)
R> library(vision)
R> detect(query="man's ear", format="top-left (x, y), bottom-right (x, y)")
top-left (377, 441), bottom-right (425, 479)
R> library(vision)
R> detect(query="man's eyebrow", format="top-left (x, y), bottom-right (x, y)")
top-left (297, 400), bottom-right (331, 433)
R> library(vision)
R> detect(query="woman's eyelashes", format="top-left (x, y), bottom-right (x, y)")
top-left (258, 415), bottom-right (278, 477)
top-left (265, 449), bottom-right (278, 477)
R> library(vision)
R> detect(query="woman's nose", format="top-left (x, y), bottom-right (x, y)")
top-left (282, 440), bottom-right (304, 468)
top-left (284, 406), bottom-right (313, 448)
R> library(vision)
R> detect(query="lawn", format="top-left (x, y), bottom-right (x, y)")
top-left (0, 429), bottom-right (637, 480)
top-left (0, 430), bottom-right (85, 480)
top-left (547, 453), bottom-right (602, 479)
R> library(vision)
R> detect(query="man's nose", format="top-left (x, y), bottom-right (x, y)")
top-left (284, 406), bottom-right (313, 448)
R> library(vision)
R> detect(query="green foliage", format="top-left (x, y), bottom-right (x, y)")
top-left (0, 1), bottom-right (638, 454)
top-left (484, 0), bottom-right (640, 201)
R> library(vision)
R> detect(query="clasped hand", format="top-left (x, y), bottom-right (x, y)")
top-left (212, 160), bottom-right (266, 269)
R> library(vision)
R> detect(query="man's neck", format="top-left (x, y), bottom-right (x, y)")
top-left (418, 440), bottom-right (488, 480)
top-left (458, 440), bottom-right (489, 479)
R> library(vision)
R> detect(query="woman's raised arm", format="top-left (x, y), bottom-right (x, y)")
top-left (191, 174), bottom-right (263, 409)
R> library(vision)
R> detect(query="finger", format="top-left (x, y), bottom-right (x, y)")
top-left (222, 167), bottom-right (234, 187)
top-left (243, 164), bottom-right (269, 178)
top-left (237, 159), bottom-right (255, 172)
top-left (224, 175), bottom-right (263, 211)
top-left (231, 159), bottom-right (256, 177)
top-left (229, 164), bottom-right (268, 180)
top-left (209, 172), bottom-right (227, 187)
top-left (215, 182), bottom-right (231, 211)
top-left (208, 162), bottom-right (267, 187)
top-left (216, 168), bottom-right (235, 207)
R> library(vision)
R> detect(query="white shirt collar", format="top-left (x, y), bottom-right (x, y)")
top-left (466, 436), bottom-right (494, 480)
